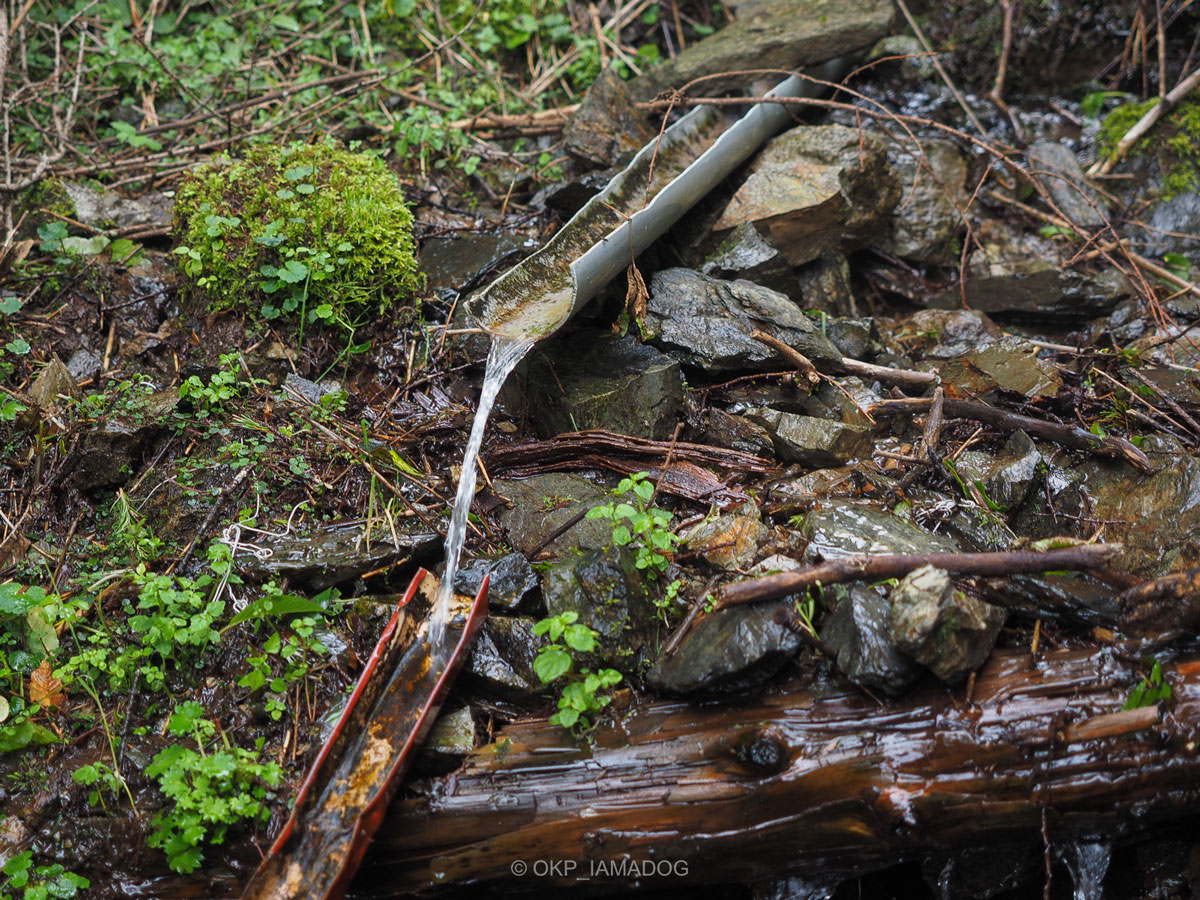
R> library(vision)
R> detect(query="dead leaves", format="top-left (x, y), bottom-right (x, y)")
top-left (625, 262), bottom-right (648, 324)
top-left (30, 659), bottom-right (66, 712)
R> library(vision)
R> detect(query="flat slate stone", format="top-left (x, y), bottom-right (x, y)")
top-left (629, 0), bottom-right (895, 101)
top-left (524, 333), bottom-right (684, 440)
top-left (646, 268), bottom-right (841, 373)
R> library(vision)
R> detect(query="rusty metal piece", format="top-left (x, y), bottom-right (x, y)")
top-left (240, 569), bottom-right (488, 900)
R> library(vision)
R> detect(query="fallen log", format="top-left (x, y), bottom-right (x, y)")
top-left (354, 645), bottom-right (1200, 896)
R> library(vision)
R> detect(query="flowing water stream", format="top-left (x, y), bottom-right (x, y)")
top-left (429, 335), bottom-right (534, 648)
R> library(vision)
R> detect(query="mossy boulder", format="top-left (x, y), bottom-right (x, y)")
top-left (173, 139), bottom-right (420, 326)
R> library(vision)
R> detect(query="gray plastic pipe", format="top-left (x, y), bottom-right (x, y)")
top-left (464, 59), bottom-right (848, 343)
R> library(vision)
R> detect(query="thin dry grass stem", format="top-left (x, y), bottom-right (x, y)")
top-left (893, 0), bottom-right (988, 137)
top-left (527, 0), bottom-right (656, 96)
top-left (987, 0), bottom-right (1025, 144)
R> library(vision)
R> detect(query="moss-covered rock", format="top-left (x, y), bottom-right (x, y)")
top-left (1100, 98), bottom-right (1200, 199)
top-left (173, 139), bottom-right (420, 326)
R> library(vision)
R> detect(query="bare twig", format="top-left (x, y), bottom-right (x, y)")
top-left (749, 330), bottom-right (820, 389)
top-left (870, 396), bottom-right (1155, 474)
top-left (718, 543), bottom-right (1124, 609)
top-left (1088, 65), bottom-right (1200, 176)
top-left (893, 0), bottom-right (989, 137)
top-left (988, 0), bottom-right (1025, 143)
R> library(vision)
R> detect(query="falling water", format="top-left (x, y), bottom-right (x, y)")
top-left (429, 335), bottom-right (533, 648)
top-left (1061, 840), bottom-right (1112, 900)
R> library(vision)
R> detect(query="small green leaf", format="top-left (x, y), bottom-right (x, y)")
top-left (533, 647), bottom-right (571, 683)
top-left (278, 260), bottom-right (309, 283)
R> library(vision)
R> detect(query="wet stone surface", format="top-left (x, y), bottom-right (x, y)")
top-left (802, 502), bottom-right (961, 560)
top-left (646, 267), bottom-right (842, 373)
top-left (820, 583), bottom-right (919, 696)
top-left (451, 552), bottom-right (538, 614)
top-left (464, 616), bottom-right (543, 702)
top-left (492, 473), bottom-right (614, 557)
top-left (524, 332), bottom-right (684, 440)
top-left (541, 545), bottom-right (661, 675)
top-left (745, 407), bottom-right (875, 467)
top-left (888, 565), bottom-right (1007, 684)
top-left (647, 599), bottom-right (801, 695)
top-left (928, 218), bottom-right (1131, 318)
top-left (715, 125), bottom-right (900, 267)
top-left (234, 519), bottom-right (440, 590)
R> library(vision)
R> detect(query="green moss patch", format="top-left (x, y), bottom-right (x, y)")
top-left (1100, 98), bottom-right (1200, 199)
top-left (173, 139), bottom-right (420, 329)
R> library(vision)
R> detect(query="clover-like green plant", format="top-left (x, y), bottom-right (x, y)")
top-left (532, 611), bottom-right (622, 732)
top-left (585, 472), bottom-right (682, 574)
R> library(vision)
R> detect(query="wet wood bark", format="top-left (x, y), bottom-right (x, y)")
top-left (357, 645), bottom-right (1200, 896)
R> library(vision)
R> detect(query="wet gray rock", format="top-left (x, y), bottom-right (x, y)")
top-left (647, 600), bottom-right (800, 695)
top-left (824, 317), bottom-right (882, 362)
top-left (795, 251), bottom-right (857, 315)
top-left (888, 565), bottom-right (1006, 684)
top-left (452, 553), bottom-right (538, 613)
top-left (421, 233), bottom-right (536, 299)
top-left (984, 572), bottom-right (1120, 628)
top-left (1027, 141), bottom-right (1107, 228)
top-left (701, 223), bottom-right (798, 299)
top-left (646, 268), bottom-right (842, 373)
top-left (683, 505), bottom-right (768, 569)
top-left (65, 348), bottom-right (101, 382)
top-left (465, 616), bottom-right (542, 702)
top-left (867, 34), bottom-right (934, 80)
top-left (714, 125), bottom-right (900, 266)
top-left (283, 372), bottom-right (343, 406)
top-left (803, 377), bottom-right (884, 428)
top-left (493, 473), bottom-right (613, 557)
top-left (72, 389), bottom-right (177, 491)
top-left (895, 309), bottom-right (1002, 360)
top-left (1145, 188), bottom-right (1200, 259)
top-left (880, 138), bottom-right (969, 265)
top-left (541, 545), bottom-right (659, 674)
top-left (235, 519), bottom-right (440, 590)
top-left (1069, 435), bottom-right (1200, 576)
top-left (425, 706), bottom-right (476, 758)
top-left (900, 490), bottom-right (1016, 555)
top-left (525, 333), bottom-right (683, 440)
top-left (744, 407), bottom-right (873, 467)
top-left (75, 419), bottom-right (152, 490)
top-left (935, 336), bottom-right (1062, 400)
top-left (977, 431), bottom-right (1044, 511)
top-left (928, 219), bottom-right (1131, 318)
top-left (62, 181), bottom-right (173, 232)
top-left (630, 0), bottom-right (894, 101)
top-left (563, 68), bottom-right (654, 168)
top-left (801, 502), bottom-right (961, 560)
top-left (695, 408), bottom-right (776, 458)
top-left (820, 584), bottom-right (919, 696)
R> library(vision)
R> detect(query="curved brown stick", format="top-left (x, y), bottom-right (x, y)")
top-left (717, 543), bottom-right (1123, 609)
top-left (870, 397), bottom-right (1154, 474)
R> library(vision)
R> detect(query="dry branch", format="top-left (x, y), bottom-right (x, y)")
top-left (716, 543), bottom-right (1123, 609)
top-left (870, 397), bottom-right (1155, 474)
